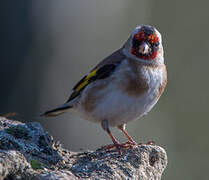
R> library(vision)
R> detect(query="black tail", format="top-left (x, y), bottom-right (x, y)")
top-left (41, 104), bottom-right (72, 117)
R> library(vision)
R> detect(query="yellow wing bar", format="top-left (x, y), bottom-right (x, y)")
top-left (67, 63), bottom-right (117, 103)
top-left (74, 69), bottom-right (97, 93)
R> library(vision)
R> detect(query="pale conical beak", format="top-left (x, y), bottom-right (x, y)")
top-left (139, 42), bottom-right (150, 55)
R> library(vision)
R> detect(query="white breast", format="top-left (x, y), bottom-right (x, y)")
top-left (76, 62), bottom-right (165, 127)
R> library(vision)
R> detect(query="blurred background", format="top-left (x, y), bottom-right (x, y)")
top-left (1, 0), bottom-right (209, 179)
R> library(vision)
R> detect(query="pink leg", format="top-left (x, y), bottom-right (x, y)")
top-left (101, 120), bottom-right (130, 154)
top-left (118, 124), bottom-right (155, 146)
top-left (117, 124), bottom-right (138, 146)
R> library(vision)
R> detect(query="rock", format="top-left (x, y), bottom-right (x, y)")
top-left (0, 117), bottom-right (167, 180)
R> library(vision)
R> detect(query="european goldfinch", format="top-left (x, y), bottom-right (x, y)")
top-left (42, 25), bottom-right (167, 150)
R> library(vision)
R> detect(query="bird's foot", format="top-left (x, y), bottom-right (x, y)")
top-left (103, 143), bottom-right (127, 155)
top-left (103, 143), bottom-right (125, 150)
top-left (103, 141), bottom-right (140, 155)
top-left (103, 140), bottom-right (155, 155)
top-left (121, 141), bottom-right (140, 148)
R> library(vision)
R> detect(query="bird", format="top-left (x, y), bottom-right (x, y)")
top-left (42, 25), bottom-right (167, 151)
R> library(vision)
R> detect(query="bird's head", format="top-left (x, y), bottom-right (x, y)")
top-left (123, 25), bottom-right (164, 64)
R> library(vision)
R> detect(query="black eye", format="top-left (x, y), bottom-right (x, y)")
top-left (132, 38), bottom-right (141, 48)
top-left (153, 42), bottom-right (159, 47)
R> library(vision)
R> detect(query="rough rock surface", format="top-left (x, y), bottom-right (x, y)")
top-left (0, 117), bottom-right (167, 180)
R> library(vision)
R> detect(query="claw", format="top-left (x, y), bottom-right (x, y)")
top-left (121, 141), bottom-right (138, 149)
top-left (103, 143), bottom-right (127, 155)
top-left (103, 140), bottom-right (139, 154)
top-left (101, 120), bottom-right (142, 155)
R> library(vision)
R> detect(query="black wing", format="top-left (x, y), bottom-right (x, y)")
top-left (66, 64), bottom-right (117, 102)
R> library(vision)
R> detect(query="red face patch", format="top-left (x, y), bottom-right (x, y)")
top-left (131, 30), bottom-right (159, 60)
